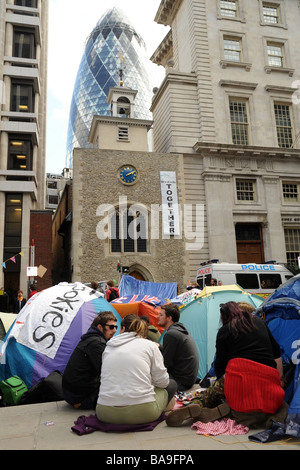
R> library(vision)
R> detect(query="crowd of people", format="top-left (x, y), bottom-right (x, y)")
top-left (1, 278), bottom-right (289, 431)
top-left (0, 283), bottom-right (38, 313)
top-left (62, 295), bottom-right (288, 431)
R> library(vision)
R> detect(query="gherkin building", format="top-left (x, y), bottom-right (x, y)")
top-left (66, 7), bottom-right (154, 168)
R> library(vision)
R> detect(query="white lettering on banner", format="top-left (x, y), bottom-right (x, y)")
top-left (16, 283), bottom-right (96, 359)
top-left (160, 171), bottom-right (180, 236)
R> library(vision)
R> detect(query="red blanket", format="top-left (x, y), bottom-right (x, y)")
top-left (224, 358), bottom-right (284, 414)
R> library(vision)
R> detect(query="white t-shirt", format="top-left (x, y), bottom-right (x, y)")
top-left (97, 331), bottom-right (169, 406)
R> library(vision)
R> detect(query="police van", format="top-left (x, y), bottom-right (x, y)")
top-left (196, 260), bottom-right (294, 296)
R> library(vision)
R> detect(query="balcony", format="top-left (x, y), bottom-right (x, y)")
top-left (0, 170), bottom-right (37, 201)
top-left (0, 120), bottom-right (39, 145)
top-left (6, 12), bottom-right (41, 45)
top-left (3, 64), bottom-right (40, 93)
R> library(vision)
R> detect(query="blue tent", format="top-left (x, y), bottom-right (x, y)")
top-left (256, 274), bottom-right (300, 436)
top-left (179, 285), bottom-right (264, 380)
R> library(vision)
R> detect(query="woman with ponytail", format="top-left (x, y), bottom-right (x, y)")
top-left (96, 314), bottom-right (177, 425)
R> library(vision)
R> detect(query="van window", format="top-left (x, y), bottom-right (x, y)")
top-left (197, 274), bottom-right (211, 289)
top-left (235, 273), bottom-right (259, 289)
top-left (259, 274), bottom-right (282, 289)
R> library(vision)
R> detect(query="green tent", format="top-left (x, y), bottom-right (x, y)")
top-left (179, 285), bottom-right (264, 380)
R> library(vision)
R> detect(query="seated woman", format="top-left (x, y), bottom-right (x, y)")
top-left (96, 314), bottom-right (177, 425)
top-left (166, 301), bottom-right (286, 428)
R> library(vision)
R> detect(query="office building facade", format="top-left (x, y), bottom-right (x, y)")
top-left (150, 0), bottom-right (300, 278)
top-left (0, 0), bottom-right (49, 300)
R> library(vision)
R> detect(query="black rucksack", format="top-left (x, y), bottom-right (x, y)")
top-left (108, 288), bottom-right (119, 302)
top-left (19, 370), bottom-right (63, 405)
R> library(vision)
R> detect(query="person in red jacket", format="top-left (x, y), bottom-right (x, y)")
top-left (166, 301), bottom-right (287, 429)
top-left (28, 284), bottom-right (38, 299)
top-left (105, 280), bottom-right (120, 302)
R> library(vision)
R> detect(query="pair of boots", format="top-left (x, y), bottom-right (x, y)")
top-left (166, 402), bottom-right (230, 427)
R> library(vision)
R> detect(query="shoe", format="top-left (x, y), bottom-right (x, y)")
top-left (166, 404), bottom-right (202, 427)
top-left (196, 403), bottom-right (230, 423)
top-left (164, 397), bottom-right (176, 412)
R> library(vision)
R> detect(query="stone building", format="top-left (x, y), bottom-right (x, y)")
top-left (55, 85), bottom-right (188, 289)
top-left (150, 0), bottom-right (300, 279)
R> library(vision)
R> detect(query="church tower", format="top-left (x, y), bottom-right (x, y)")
top-left (89, 85), bottom-right (153, 152)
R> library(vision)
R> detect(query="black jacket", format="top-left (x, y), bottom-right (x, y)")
top-left (214, 316), bottom-right (281, 379)
top-left (161, 322), bottom-right (199, 389)
top-left (62, 326), bottom-right (107, 396)
top-left (13, 298), bottom-right (27, 313)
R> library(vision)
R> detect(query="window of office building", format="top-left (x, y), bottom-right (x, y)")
top-left (236, 180), bottom-right (256, 201)
top-left (267, 42), bottom-right (284, 67)
top-left (220, 0), bottom-right (238, 18)
top-left (229, 99), bottom-right (249, 145)
top-left (4, 194), bottom-right (22, 272)
top-left (11, 81), bottom-right (34, 113)
top-left (285, 229), bottom-right (300, 265)
top-left (262, 3), bottom-right (280, 23)
top-left (8, 136), bottom-right (33, 172)
top-left (15, 0), bottom-right (37, 6)
top-left (224, 37), bottom-right (242, 62)
top-left (282, 182), bottom-right (299, 202)
top-left (13, 29), bottom-right (36, 59)
top-left (48, 195), bottom-right (59, 205)
top-left (110, 207), bottom-right (147, 253)
top-left (274, 103), bottom-right (293, 148)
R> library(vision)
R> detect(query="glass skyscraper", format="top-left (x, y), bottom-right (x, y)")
top-left (66, 7), bottom-right (154, 168)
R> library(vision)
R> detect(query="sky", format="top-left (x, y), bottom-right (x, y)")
top-left (46, 0), bottom-right (168, 175)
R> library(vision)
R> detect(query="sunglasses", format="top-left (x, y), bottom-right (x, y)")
top-left (104, 324), bottom-right (118, 330)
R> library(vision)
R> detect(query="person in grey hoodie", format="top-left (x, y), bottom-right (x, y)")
top-left (158, 303), bottom-right (199, 391)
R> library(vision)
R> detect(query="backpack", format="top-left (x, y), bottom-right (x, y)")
top-left (0, 375), bottom-right (28, 406)
top-left (108, 288), bottom-right (119, 302)
top-left (19, 370), bottom-right (63, 405)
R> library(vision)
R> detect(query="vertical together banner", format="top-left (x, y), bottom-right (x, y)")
top-left (160, 171), bottom-right (180, 237)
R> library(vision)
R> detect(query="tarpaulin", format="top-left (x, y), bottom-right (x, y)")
top-left (118, 275), bottom-right (177, 304)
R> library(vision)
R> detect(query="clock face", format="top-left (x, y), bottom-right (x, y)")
top-left (119, 165), bottom-right (138, 185)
